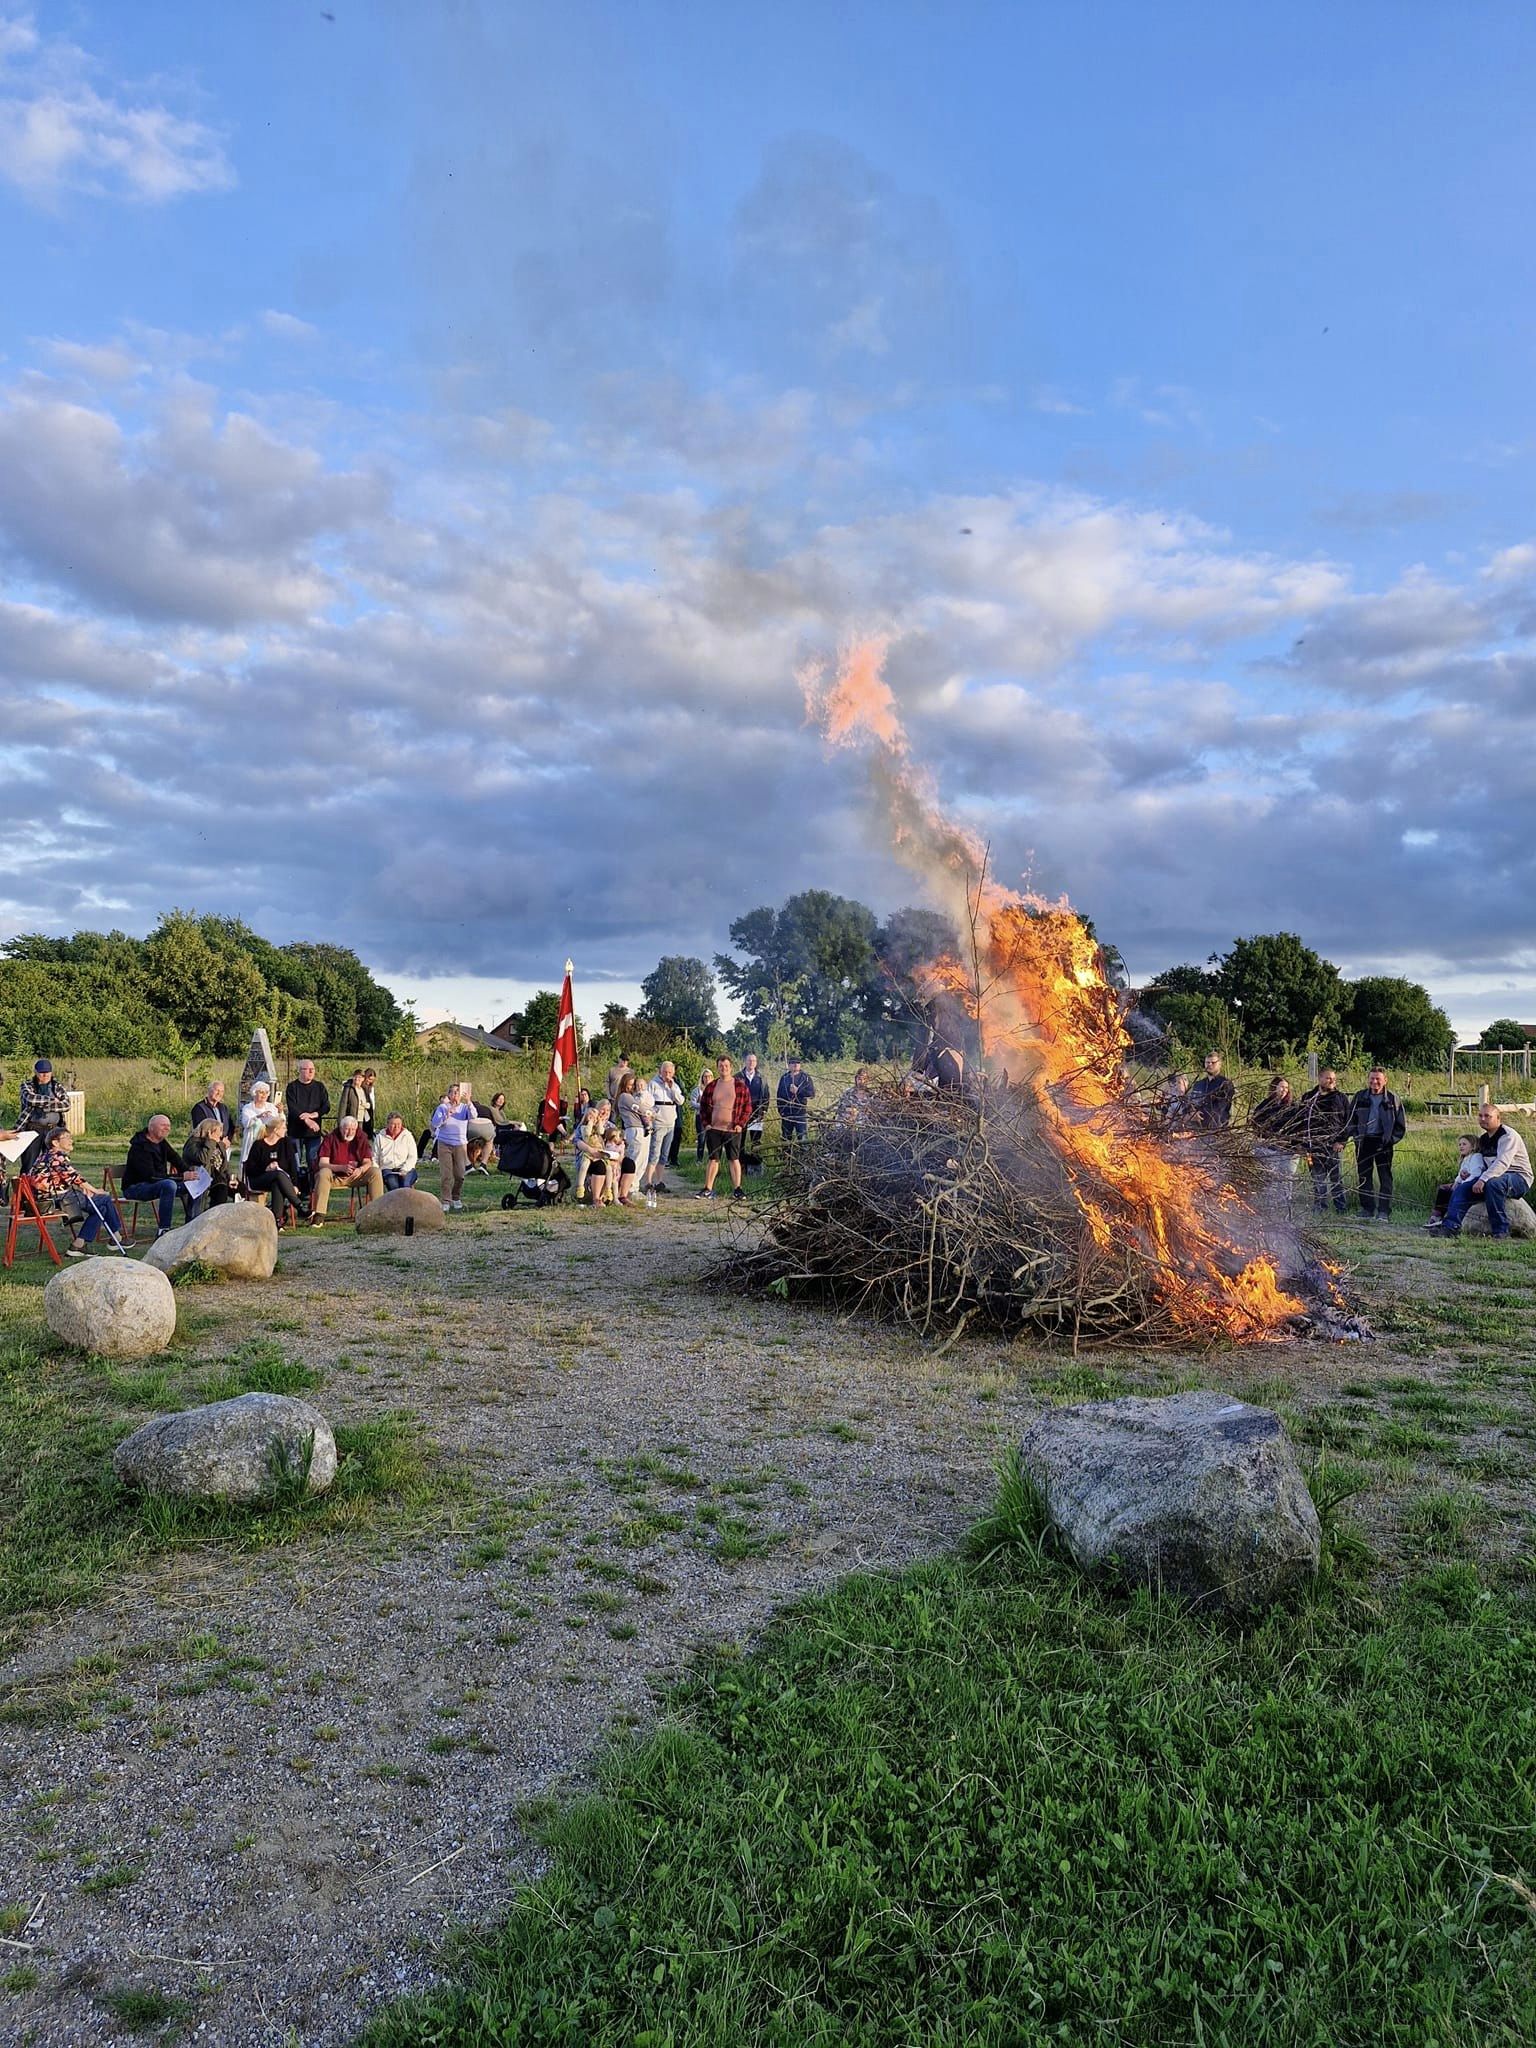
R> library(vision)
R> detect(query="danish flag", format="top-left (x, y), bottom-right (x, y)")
top-left (540, 962), bottom-right (579, 1136)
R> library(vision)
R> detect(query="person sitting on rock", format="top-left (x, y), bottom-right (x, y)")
top-left (1427, 1134), bottom-right (1483, 1230)
top-left (1440, 1105), bottom-right (1533, 1240)
top-left (375, 1113), bottom-right (419, 1191)
top-left (310, 1115), bottom-right (385, 1226)
top-left (123, 1114), bottom-right (194, 1235)
top-left (244, 1115), bottom-right (308, 1228)
top-left (32, 1131), bottom-right (123, 1255)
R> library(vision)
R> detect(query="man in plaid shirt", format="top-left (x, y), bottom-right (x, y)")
top-left (698, 1055), bottom-right (753, 1202)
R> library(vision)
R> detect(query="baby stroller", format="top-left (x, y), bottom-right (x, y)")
top-left (495, 1126), bottom-right (570, 1209)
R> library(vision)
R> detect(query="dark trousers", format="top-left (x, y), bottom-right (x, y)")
top-left (1355, 1138), bottom-right (1395, 1218)
top-left (668, 1119), bottom-right (683, 1168)
top-left (1309, 1150), bottom-right (1346, 1212)
top-left (253, 1166), bottom-right (304, 1223)
top-left (780, 1117), bottom-right (808, 1144)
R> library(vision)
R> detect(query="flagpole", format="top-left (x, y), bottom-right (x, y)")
top-left (566, 959), bottom-right (580, 1098)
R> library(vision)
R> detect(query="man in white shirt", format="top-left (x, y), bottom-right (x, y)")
top-left (642, 1061), bottom-right (685, 1195)
top-left (1442, 1105), bottom-right (1532, 1239)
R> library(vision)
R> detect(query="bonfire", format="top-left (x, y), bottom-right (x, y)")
top-left (715, 639), bottom-right (1325, 1348)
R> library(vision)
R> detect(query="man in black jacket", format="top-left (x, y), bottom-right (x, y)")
top-left (189, 1079), bottom-right (234, 1144)
top-left (123, 1114), bottom-right (192, 1234)
top-left (1298, 1067), bottom-right (1350, 1213)
top-left (1186, 1052), bottom-right (1236, 1130)
top-left (1338, 1066), bottom-right (1407, 1221)
top-left (285, 1059), bottom-right (330, 1179)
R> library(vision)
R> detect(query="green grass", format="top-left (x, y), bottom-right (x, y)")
top-left (365, 1502), bottom-right (1536, 2048)
top-left (0, 1319), bottom-right (446, 1644)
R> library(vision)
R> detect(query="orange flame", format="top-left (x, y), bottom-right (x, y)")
top-left (805, 637), bottom-right (1302, 1339)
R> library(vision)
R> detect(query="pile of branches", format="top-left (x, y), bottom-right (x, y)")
top-left (711, 1079), bottom-right (1262, 1348)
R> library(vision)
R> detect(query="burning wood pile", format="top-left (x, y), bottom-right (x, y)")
top-left (717, 1073), bottom-right (1313, 1347)
top-left (713, 636), bottom-right (1362, 1348)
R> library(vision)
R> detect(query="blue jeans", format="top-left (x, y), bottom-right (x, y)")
top-left (1444, 1171), bottom-right (1530, 1237)
top-left (123, 1178), bottom-right (189, 1231)
top-left (381, 1169), bottom-right (417, 1191)
top-left (70, 1193), bottom-right (123, 1245)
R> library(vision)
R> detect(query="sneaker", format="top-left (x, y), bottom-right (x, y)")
top-left (309, 1216), bottom-right (324, 1228)
top-left (732, 1188), bottom-right (746, 1201)
top-left (67, 1244), bottom-right (87, 1258)
top-left (452, 1200), bottom-right (465, 1211)
top-left (697, 1188), bottom-right (715, 1200)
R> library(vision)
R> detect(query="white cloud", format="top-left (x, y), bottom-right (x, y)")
top-left (0, 10), bottom-right (232, 204)
top-left (260, 310), bottom-right (319, 342)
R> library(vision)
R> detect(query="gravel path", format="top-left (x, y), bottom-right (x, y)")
top-left (1, 1202), bottom-right (1041, 2046)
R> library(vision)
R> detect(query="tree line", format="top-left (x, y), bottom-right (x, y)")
top-left (0, 913), bottom-right (403, 1061)
top-left (1139, 933), bottom-right (1455, 1068)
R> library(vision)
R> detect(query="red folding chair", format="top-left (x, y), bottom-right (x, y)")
top-left (3, 1173), bottom-right (63, 1268)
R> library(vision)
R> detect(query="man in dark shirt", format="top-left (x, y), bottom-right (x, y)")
top-left (1338, 1066), bottom-right (1406, 1221)
top-left (1297, 1067), bottom-right (1350, 1213)
top-left (776, 1059), bottom-right (816, 1142)
top-left (189, 1079), bottom-right (235, 1143)
top-left (285, 1058), bottom-right (330, 1179)
top-left (1186, 1052), bottom-right (1236, 1130)
top-left (123, 1114), bottom-right (193, 1234)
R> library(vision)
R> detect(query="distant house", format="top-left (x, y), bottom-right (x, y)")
top-left (414, 1020), bottom-right (520, 1055)
top-left (490, 1013), bottom-right (523, 1045)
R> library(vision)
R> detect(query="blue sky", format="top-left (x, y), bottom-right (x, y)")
top-left (2, 1), bottom-right (1533, 1037)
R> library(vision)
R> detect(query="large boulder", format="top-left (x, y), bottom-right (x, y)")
top-left (44, 1259), bottom-right (176, 1359)
top-left (142, 1202), bottom-right (279, 1280)
top-left (1462, 1197), bottom-right (1536, 1240)
top-left (356, 1187), bottom-right (445, 1236)
top-left (112, 1393), bottom-right (337, 1504)
top-left (1020, 1390), bottom-right (1320, 1612)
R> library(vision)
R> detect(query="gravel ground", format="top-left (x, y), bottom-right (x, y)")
top-left (0, 1200), bottom-right (1042, 2047)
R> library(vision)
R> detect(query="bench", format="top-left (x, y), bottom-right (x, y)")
top-left (1427, 1096), bottom-right (1480, 1119)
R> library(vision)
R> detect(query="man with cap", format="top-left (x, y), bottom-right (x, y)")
top-left (18, 1059), bottom-right (67, 1167)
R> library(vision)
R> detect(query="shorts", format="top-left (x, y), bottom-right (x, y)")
top-left (705, 1128), bottom-right (742, 1162)
top-left (586, 1159), bottom-right (607, 1181)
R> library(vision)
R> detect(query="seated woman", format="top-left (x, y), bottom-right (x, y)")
top-left (1426, 1134), bottom-right (1482, 1229)
top-left (375, 1113), bottom-right (420, 1191)
top-left (183, 1118), bottom-right (235, 1208)
top-left (573, 1100), bottom-right (612, 1204)
top-left (244, 1115), bottom-right (308, 1228)
top-left (32, 1131), bottom-right (123, 1254)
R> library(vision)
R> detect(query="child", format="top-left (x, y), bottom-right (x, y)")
top-left (1427, 1135), bottom-right (1481, 1228)
top-left (601, 1126), bottom-right (626, 1205)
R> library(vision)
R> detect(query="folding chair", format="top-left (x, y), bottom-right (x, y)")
top-left (3, 1173), bottom-right (64, 1268)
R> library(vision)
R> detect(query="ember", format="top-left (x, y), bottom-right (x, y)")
top-left (721, 639), bottom-right (1354, 1346)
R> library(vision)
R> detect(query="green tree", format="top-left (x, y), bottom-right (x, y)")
top-left (1144, 990), bottom-right (1235, 1059)
top-left (145, 913), bottom-right (269, 1058)
top-left (599, 1003), bottom-right (632, 1040)
top-left (1209, 933), bottom-right (1344, 1062)
top-left (638, 956), bottom-right (720, 1038)
top-left (1478, 1017), bottom-right (1529, 1051)
top-left (717, 891), bottom-right (881, 1058)
top-left (515, 990), bottom-right (563, 1045)
top-left (1345, 978), bottom-right (1454, 1068)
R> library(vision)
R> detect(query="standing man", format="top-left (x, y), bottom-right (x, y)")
top-left (740, 1051), bottom-right (770, 1177)
top-left (1441, 1104), bottom-right (1532, 1239)
top-left (643, 1060), bottom-right (685, 1195)
top-left (123, 1114), bottom-right (193, 1235)
top-left (189, 1078), bottom-right (235, 1144)
top-left (1186, 1052), bottom-right (1236, 1130)
top-left (359, 1069), bottom-right (379, 1137)
top-left (606, 1053), bottom-right (631, 1104)
top-left (776, 1057), bottom-right (816, 1143)
top-left (1338, 1066), bottom-right (1406, 1221)
top-left (1298, 1067), bottom-right (1350, 1214)
top-left (699, 1055), bottom-right (752, 1201)
top-left (285, 1058), bottom-right (330, 1181)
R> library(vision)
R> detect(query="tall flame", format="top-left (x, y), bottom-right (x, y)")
top-left (801, 638), bottom-right (1300, 1340)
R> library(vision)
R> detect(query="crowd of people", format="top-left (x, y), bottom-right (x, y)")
top-left (4, 1046), bottom-right (1532, 1249)
top-left (1157, 1052), bottom-right (1533, 1237)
